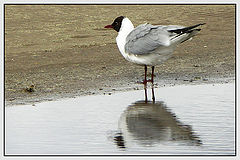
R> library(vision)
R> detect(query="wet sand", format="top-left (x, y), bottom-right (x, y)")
top-left (4, 5), bottom-right (235, 105)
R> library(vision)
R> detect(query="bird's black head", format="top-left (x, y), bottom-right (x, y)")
top-left (104, 16), bottom-right (125, 32)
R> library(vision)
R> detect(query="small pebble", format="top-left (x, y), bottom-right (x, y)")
top-left (25, 85), bottom-right (35, 93)
top-left (194, 76), bottom-right (201, 80)
top-left (193, 64), bottom-right (200, 67)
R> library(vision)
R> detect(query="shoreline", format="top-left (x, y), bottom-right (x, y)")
top-left (6, 73), bottom-right (235, 106)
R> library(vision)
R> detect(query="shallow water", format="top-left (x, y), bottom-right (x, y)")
top-left (5, 83), bottom-right (235, 155)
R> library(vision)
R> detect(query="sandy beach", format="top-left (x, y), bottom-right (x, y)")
top-left (4, 5), bottom-right (235, 105)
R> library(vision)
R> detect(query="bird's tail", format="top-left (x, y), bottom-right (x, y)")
top-left (169, 23), bottom-right (205, 44)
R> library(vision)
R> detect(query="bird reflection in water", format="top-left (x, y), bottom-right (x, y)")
top-left (144, 83), bottom-right (155, 103)
top-left (113, 97), bottom-right (202, 149)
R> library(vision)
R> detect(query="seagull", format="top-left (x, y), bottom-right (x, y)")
top-left (104, 16), bottom-right (205, 85)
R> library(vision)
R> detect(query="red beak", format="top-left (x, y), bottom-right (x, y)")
top-left (104, 25), bottom-right (113, 29)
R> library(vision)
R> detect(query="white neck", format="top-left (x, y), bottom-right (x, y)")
top-left (116, 18), bottom-right (134, 58)
top-left (118, 18), bottom-right (134, 37)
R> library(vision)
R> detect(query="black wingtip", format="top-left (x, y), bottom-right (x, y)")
top-left (169, 23), bottom-right (206, 34)
top-left (196, 28), bottom-right (201, 31)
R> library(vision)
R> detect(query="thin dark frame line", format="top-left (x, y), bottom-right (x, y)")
top-left (3, 3), bottom-right (237, 157)
top-left (2, 3), bottom-right (238, 5)
top-left (234, 3), bottom-right (237, 156)
top-left (3, 3), bottom-right (6, 157)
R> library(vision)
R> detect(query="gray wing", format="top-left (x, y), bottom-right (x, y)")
top-left (160, 25), bottom-right (185, 31)
top-left (125, 23), bottom-right (172, 55)
top-left (125, 23), bottom-right (204, 55)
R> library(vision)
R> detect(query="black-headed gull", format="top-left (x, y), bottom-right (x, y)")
top-left (105, 16), bottom-right (205, 85)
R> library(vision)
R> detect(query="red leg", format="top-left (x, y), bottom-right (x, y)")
top-left (151, 66), bottom-right (155, 102)
top-left (144, 65), bottom-right (147, 85)
top-left (144, 86), bottom-right (148, 103)
top-left (151, 66), bottom-right (155, 84)
top-left (136, 65), bottom-right (152, 84)
top-left (152, 85), bottom-right (155, 102)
